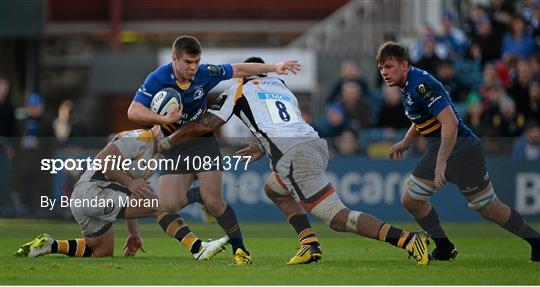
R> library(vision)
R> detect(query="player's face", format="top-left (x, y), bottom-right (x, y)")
top-left (172, 52), bottom-right (201, 80)
top-left (378, 58), bottom-right (408, 88)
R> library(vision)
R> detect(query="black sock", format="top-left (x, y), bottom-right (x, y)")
top-left (157, 212), bottom-right (202, 254)
top-left (501, 208), bottom-right (540, 246)
top-left (416, 207), bottom-right (453, 249)
top-left (377, 223), bottom-right (414, 249)
top-left (216, 204), bottom-right (245, 252)
top-left (288, 213), bottom-right (319, 246)
top-left (186, 187), bottom-right (204, 204)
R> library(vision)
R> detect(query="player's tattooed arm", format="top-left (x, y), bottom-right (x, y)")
top-left (160, 112), bottom-right (226, 151)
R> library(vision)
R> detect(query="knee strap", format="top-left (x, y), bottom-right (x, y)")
top-left (406, 175), bottom-right (436, 202)
top-left (468, 188), bottom-right (496, 210)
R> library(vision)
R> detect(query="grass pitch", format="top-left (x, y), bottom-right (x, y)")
top-left (1, 219), bottom-right (539, 285)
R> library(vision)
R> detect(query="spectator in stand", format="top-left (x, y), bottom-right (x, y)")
top-left (478, 63), bottom-right (503, 107)
top-left (501, 15), bottom-right (535, 59)
top-left (463, 3), bottom-right (490, 38)
top-left (529, 0), bottom-right (540, 51)
top-left (16, 93), bottom-right (54, 215)
top-left (52, 100), bottom-right (87, 146)
top-left (530, 52), bottom-right (540, 78)
top-left (415, 35), bottom-right (443, 75)
top-left (339, 81), bottom-right (372, 131)
top-left (327, 60), bottom-right (370, 104)
top-left (519, 0), bottom-right (538, 24)
top-left (508, 59), bottom-right (533, 116)
top-left (437, 60), bottom-right (469, 102)
top-left (463, 92), bottom-right (487, 137)
top-left (0, 76), bottom-right (16, 138)
top-left (512, 119), bottom-right (540, 160)
top-left (483, 96), bottom-right (526, 138)
top-left (484, 83), bottom-right (507, 111)
top-left (438, 11), bottom-right (469, 60)
top-left (333, 129), bottom-right (362, 156)
top-left (376, 85), bottom-right (409, 130)
top-left (0, 75), bottom-right (15, 217)
top-left (313, 102), bottom-right (348, 138)
top-left (470, 15), bottom-right (504, 68)
top-left (413, 24), bottom-right (448, 63)
top-left (488, 0), bottom-right (516, 36)
top-left (526, 79), bottom-right (540, 122)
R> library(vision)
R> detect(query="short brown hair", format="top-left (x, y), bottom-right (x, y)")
top-left (172, 35), bottom-right (201, 56)
top-left (376, 42), bottom-right (409, 65)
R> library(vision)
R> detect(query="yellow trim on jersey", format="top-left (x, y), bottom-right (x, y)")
top-left (233, 81), bottom-right (244, 103)
top-left (136, 129), bottom-right (153, 144)
top-left (420, 122), bottom-right (441, 135)
top-left (415, 117), bottom-right (437, 129)
top-left (176, 80), bottom-right (191, 90)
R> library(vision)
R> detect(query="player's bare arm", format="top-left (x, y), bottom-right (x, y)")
top-left (389, 124), bottom-right (421, 160)
top-left (434, 106), bottom-right (459, 188)
top-left (94, 143), bottom-right (155, 199)
top-left (127, 101), bottom-right (182, 126)
top-left (231, 60), bottom-right (301, 78)
top-left (160, 112), bottom-right (226, 151)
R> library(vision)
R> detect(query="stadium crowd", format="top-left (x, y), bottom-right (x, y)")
top-left (313, 0), bottom-right (540, 159)
top-left (2, 0), bottom-right (540, 217)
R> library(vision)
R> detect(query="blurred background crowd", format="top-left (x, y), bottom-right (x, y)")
top-left (1, 0), bottom-right (540, 217)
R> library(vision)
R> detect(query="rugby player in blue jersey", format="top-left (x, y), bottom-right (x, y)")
top-left (377, 42), bottom-right (539, 262)
top-left (127, 35), bottom-right (300, 265)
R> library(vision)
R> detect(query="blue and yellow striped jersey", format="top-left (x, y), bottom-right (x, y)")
top-left (133, 62), bottom-right (233, 135)
top-left (399, 66), bottom-right (478, 144)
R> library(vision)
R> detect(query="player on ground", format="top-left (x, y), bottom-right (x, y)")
top-left (15, 125), bottom-right (228, 259)
top-left (127, 35), bottom-right (300, 265)
top-left (377, 42), bottom-right (540, 262)
top-left (159, 56), bottom-right (431, 265)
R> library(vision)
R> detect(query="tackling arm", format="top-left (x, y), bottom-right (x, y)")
top-left (160, 112), bottom-right (226, 150)
top-left (95, 143), bottom-right (136, 188)
top-left (94, 142), bottom-right (154, 199)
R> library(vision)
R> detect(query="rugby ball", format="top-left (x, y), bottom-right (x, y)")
top-left (150, 87), bottom-right (182, 116)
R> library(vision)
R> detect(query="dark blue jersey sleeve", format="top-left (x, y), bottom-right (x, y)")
top-left (414, 80), bottom-right (451, 116)
top-left (133, 72), bottom-right (162, 107)
top-left (199, 64), bottom-right (233, 86)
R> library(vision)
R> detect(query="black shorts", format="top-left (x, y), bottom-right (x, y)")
top-left (161, 133), bottom-right (222, 175)
top-left (412, 141), bottom-right (490, 196)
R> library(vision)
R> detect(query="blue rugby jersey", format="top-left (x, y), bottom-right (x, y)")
top-left (133, 62), bottom-right (233, 135)
top-left (399, 66), bottom-right (479, 150)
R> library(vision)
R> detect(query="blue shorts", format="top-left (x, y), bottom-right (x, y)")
top-left (412, 141), bottom-right (490, 196)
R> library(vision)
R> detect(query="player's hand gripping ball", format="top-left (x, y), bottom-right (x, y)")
top-left (150, 87), bottom-right (183, 125)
